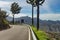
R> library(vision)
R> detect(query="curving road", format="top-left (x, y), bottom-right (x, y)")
top-left (0, 24), bottom-right (29, 40)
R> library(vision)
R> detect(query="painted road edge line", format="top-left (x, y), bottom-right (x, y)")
top-left (29, 26), bottom-right (37, 40)
top-left (29, 27), bottom-right (31, 40)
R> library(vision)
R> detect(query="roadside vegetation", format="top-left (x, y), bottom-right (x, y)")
top-left (31, 26), bottom-right (50, 40)
top-left (0, 9), bottom-right (10, 30)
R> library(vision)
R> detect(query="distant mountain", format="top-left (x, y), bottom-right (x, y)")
top-left (6, 17), bottom-right (13, 21)
top-left (6, 16), bottom-right (60, 32)
top-left (6, 16), bottom-right (32, 24)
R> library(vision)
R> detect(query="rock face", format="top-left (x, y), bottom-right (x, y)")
top-left (39, 20), bottom-right (60, 32)
top-left (7, 16), bottom-right (60, 32)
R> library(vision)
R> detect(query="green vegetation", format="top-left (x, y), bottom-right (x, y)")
top-left (31, 26), bottom-right (49, 40)
top-left (0, 9), bottom-right (10, 30)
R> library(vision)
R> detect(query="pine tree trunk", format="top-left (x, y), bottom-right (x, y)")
top-left (32, 5), bottom-right (34, 26)
top-left (13, 14), bottom-right (14, 24)
top-left (37, 2), bottom-right (39, 30)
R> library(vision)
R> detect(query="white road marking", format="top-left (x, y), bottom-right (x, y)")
top-left (29, 28), bottom-right (31, 40)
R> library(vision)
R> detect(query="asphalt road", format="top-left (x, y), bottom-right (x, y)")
top-left (0, 24), bottom-right (29, 40)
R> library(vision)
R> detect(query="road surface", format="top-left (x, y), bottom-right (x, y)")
top-left (0, 24), bottom-right (29, 40)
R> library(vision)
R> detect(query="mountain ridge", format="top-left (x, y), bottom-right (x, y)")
top-left (6, 16), bottom-right (60, 32)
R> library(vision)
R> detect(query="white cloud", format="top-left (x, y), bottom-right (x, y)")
top-left (9, 13), bottom-right (29, 18)
top-left (9, 13), bottom-right (60, 21)
top-left (0, 0), bottom-right (60, 21)
top-left (40, 13), bottom-right (60, 21)
top-left (33, 13), bottom-right (60, 21)
top-left (0, 1), bottom-right (12, 7)
top-left (15, 0), bottom-right (31, 7)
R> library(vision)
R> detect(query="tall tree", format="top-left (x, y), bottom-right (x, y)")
top-left (26, 0), bottom-right (36, 26)
top-left (34, 0), bottom-right (45, 30)
top-left (10, 2), bottom-right (21, 24)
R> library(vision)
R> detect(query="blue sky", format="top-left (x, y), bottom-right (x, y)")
top-left (0, 0), bottom-right (60, 20)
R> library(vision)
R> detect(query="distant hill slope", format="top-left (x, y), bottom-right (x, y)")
top-left (6, 16), bottom-right (60, 32)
